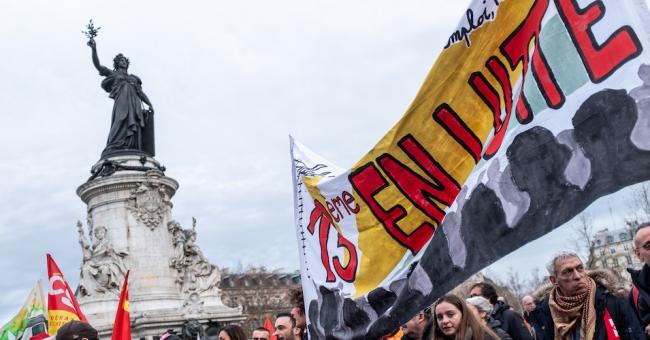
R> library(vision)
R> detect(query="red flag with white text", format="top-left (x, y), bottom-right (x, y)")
top-left (46, 254), bottom-right (87, 335)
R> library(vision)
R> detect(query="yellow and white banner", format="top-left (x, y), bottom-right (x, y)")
top-left (291, 0), bottom-right (650, 337)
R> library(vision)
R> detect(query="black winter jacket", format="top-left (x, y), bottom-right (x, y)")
top-left (628, 264), bottom-right (650, 331)
top-left (536, 284), bottom-right (644, 340)
top-left (491, 301), bottom-right (533, 340)
top-left (487, 316), bottom-right (513, 340)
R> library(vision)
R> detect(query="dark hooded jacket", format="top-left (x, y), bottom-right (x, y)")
top-left (491, 300), bottom-right (533, 340)
top-left (628, 264), bottom-right (650, 336)
top-left (487, 316), bottom-right (513, 340)
top-left (534, 270), bottom-right (644, 340)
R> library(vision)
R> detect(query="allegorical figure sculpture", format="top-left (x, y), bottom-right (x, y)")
top-left (168, 219), bottom-right (221, 297)
top-left (78, 222), bottom-right (128, 296)
top-left (85, 22), bottom-right (155, 158)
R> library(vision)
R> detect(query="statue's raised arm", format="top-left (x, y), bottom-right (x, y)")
top-left (87, 39), bottom-right (112, 77)
top-left (83, 20), bottom-right (156, 159)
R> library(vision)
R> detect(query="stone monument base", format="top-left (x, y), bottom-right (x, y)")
top-left (77, 155), bottom-right (243, 339)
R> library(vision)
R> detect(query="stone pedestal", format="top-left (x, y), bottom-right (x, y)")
top-left (76, 155), bottom-right (243, 339)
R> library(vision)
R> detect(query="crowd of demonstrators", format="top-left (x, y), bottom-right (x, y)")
top-left (215, 324), bottom-right (247, 340)
top-left (49, 223), bottom-right (650, 340)
top-left (466, 296), bottom-right (512, 340)
top-left (252, 327), bottom-right (271, 340)
top-left (54, 320), bottom-right (98, 340)
top-left (469, 283), bottom-right (533, 340)
top-left (288, 287), bottom-right (307, 338)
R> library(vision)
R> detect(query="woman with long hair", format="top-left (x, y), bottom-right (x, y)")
top-left (432, 294), bottom-right (500, 340)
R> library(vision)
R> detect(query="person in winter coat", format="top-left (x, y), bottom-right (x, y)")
top-left (431, 294), bottom-right (501, 340)
top-left (469, 283), bottom-right (533, 340)
top-left (402, 307), bottom-right (433, 340)
top-left (628, 222), bottom-right (650, 337)
top-left (535, 250), bottom-right (643, 340)
top-left (466, 296), bottom-right (512, 340)
top-left (521, 295), bottom-right (543, 339)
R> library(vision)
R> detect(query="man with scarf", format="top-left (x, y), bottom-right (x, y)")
top-left (536, 250), bottom-right (643, 340)
top-left (628, 222), bottom-right (650, 337)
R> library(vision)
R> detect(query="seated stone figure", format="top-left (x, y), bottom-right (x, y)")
top-left (168, 219), bottom-right (220, 296)
top-left (78, 222), bottom-right (128, 296)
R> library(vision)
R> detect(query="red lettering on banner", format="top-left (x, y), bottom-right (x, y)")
top-left (332, 233), bottom-right (358, 282)
top-left (326, 201), bottom-right (339, 222)
top-left (342, 191), bottom-right (360, 214)
top-left (499, 0), bottom-right (551, 123)
top-left (555, 0), bottom-right (642, 83)
top-left (307, 200), bottom-right (358, 282)
top-left (349, 135), bottom-right (460, 254)
top-left (350, 158), bottom-right (438, 254)
top-left (326, 190), bottom-right (360, 222)
top-left (531, 48), bottom-right (565, 108)
top-left (432, 104), bottom-right (483, 163)
top-left (377, 135), bottom-right (460, 225)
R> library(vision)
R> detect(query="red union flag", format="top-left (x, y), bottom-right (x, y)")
top-left (291, 0), bottom-right (650, 337)
top-left (263, 316), bottom-right (276, 340)
top-left (111, 271), bottom-right (130, 340)
top-left (46, 254), bottom-right (87, 335)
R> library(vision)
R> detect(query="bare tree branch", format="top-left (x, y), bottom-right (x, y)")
top-left (570, 213), bottom-right (595, 269)
top-left (626, 183), bottom-right (650, 226)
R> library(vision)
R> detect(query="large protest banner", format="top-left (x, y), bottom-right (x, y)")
top-left (290, 0), bottom-right (650, 338)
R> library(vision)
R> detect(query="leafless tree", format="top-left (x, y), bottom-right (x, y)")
top-left (626, 183), bottom-right (650, 227)
top-left (527, 267), bottom-right (547, 293)
top-left (495, 267), bottom-right (548, 305)
top-left (570, 213), bottom-right (596, 269)
top-left (502, 267), bottom-right (526, 301)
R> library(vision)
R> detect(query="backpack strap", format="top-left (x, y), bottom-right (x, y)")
top-left (631, 284), bottom-right (641, 313)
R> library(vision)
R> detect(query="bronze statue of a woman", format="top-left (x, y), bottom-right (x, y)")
top-left (87, 36), bottom-right (155, 158)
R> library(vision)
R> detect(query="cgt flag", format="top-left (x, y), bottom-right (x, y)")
top-left (46, 254), bottom-right (87, 336)
top-left (111, 271), bottom-right (130, 340)
top-left (291, 0), bottom-right (650, 337)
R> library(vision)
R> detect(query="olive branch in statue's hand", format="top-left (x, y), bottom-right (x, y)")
top-left (82, 19), bottom-right (101, 45)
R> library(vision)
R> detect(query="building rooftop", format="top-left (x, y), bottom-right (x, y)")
top-left (593, 227), bottom-right (633, 247)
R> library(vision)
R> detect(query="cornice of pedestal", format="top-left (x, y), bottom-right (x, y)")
top-left (77, 169), bottom-right (179, 204)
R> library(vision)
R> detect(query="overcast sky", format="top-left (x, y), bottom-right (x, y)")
top-left (1, 0), bottom-right (649, 323)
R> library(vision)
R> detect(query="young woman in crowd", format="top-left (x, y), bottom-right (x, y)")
top-left (432, 294), bottom-right (501, 340)
top-left (218, 324), bottom-right (247, 340)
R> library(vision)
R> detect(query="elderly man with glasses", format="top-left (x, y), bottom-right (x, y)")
top-left (628, 222), bottom-right (650, 337)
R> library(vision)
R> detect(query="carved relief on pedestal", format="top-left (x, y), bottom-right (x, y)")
top-left (127, 174), bottom-right (171, 230)
top-left (168, 218), bottom-right (221, 310)
top-left (77, 221), bottom-right (128, 297)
